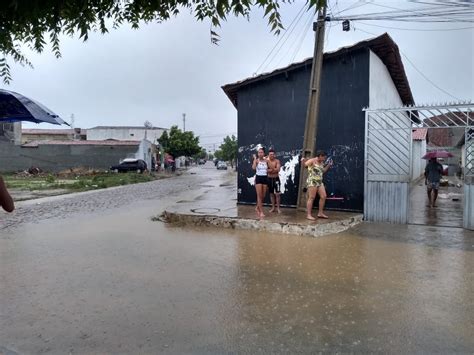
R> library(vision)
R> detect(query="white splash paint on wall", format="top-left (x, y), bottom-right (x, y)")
top-left (247, 175), bottom-right (256, 186)
top-left (245, 153), bottom-right (299, 194)
top-left (278, 154), bottom-right (300, 194)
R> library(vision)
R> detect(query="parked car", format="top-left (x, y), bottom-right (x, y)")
top-left (217, 161), bottom-right (227, 170)
top-left (111, 159), bottom-right (147, 173)
top-left (198, 159), bottom-right (206, 165)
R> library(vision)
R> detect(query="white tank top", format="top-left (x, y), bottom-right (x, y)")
top-left (256, 160), bottom-right (268, 176)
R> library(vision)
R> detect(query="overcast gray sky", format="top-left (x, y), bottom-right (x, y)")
top-left (7, 0), bottom-right (474, 149)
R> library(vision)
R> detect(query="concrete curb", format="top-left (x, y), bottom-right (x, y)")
top-left (159, 211), bottom-right (363, 238)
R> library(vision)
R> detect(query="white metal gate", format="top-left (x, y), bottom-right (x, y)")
top-left (464, 127), bottom-right (474, 229)
top-left (364, 103), bottom-right (473, 230)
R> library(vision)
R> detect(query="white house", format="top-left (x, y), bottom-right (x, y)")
top-left (412, 128), bottom-right (428, 181)
top-left (87, 126), bottom-right (168, 144)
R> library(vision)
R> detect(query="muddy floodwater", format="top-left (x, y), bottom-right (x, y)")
top-left (1, 167), bottom-right (473, 354)
top-left (1, 204), bottom-right (473, 354)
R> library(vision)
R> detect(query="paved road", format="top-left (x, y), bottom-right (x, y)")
top-left (0, 169), bottom-right (208, 232)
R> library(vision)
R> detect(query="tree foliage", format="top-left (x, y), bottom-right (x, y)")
top-left (219, 134), bottom-right (238, 167)
top-left (0, 0), bottom-right (325, 83)
top-left (194, 148), bottom-right (207, 160)
top-left (157, 125), bottom-right (201, 158)
top-left (214, 149), bottom-right (224, 161)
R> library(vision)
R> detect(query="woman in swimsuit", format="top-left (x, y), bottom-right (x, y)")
top-left (301, 151), bottom-right (332, 220)
top-left (252, 147), bottom-right (268, 218)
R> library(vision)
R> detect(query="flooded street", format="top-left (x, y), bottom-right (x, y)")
top-left (1, 167), bottom-right (473, 354)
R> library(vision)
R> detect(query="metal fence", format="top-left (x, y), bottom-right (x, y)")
top-left (364, 102), bottom-right (473, 229)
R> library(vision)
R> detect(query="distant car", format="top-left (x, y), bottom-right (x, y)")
top-left (111, 159), bottom-right (147, 173)
top-left (198, 159), bottom-right (206, 165)
top-left (217, 161), bottom-right (227, 170)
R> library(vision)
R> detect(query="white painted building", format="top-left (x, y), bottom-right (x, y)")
top-left (0, 122), bottom-right (21, 145)
top-left (411, 129), bottom-right (428, 181)
top-left (87, 126), bottom-right (168, 144)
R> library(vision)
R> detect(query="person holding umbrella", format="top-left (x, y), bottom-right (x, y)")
top-left (0, 89), bottom-right (67, 213)
top-left (0, 176), bottom-right (14, 212)
top-left (424, 157), bottom-right (444, 208)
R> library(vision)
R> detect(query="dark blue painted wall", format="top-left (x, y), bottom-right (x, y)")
top-left (236, 47), bottom-right (370, 212)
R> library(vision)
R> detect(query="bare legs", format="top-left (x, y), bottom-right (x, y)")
top-left (306, 187), bottom-right (317, 220)
top-left (427, 187), bottom-right (439, 207)
top-left (255, 184), bottom-right (267, 218)
top-left (269, 193), bottom-right (281, 213)
top-left (306, 185), bottom-right (328, 220)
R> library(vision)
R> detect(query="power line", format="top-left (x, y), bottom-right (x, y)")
top-left (261, 6), bottom-right (309, 72)
top-left (370, 1), bottom-right (473, 23)
top-left (276, 11), bottom-right (315, 67)
top-left (333, 0), bottom-right (369, 16)
top-left (401, 52), bottom-right (460, 101)
top-left (290, 11), bottom-right (316, 63)
top-left (254, 3), bottom-right (308, 74)
top-left (357, 20), bottom-right (474, 31)
top-left (352, 23), bottom-right (462, 101)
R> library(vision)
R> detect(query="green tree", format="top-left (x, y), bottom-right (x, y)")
top-left (219, 135), bottom-right (238, 168)
top-left (158, 125), bottom-right (201, 158)
top-left (214, 149), bottom-right (224, 161)
top-left (194, 148), bottom-right (207, 160)
top-left (0, 0), bottom-right (324, 83)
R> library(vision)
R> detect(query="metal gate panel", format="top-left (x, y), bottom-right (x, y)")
top-left (365, 102), bottom-right (473, 229)
top-left (464, 128), bottom-right (474, 230)
top-left (364, 110), bottom-right (411, 223)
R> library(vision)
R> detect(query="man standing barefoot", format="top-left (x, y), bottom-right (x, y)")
top-left (425, 157), bottom-right (443, 208)
top-left (267, 149), bottom-right (282, 213)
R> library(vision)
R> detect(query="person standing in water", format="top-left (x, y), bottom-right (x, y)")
top-left (0, 175), bottom-right (14, 213)
top-left (252, 147), bottom-right (268, 218)
top-left (267, 149), bottom-right (282, 213)
top-left (301, 151), bottom-right (332, 220)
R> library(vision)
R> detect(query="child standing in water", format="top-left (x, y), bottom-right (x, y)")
top-left (301, 151), bottom-right (332, 220)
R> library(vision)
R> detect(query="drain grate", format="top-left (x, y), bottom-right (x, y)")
top-left (190, 208), bottom-right (221, 214)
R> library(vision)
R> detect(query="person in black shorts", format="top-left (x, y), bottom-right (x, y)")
top-left (267, 149), bottom-right (282, 213)
top-left (252, 147), bottom-right (269, 218)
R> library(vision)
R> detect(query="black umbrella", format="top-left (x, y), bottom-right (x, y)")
top-left (0, 89), bottom-right (68, 125)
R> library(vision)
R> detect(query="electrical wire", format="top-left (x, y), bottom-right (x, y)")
top-left (353, 23), bottom-right (462, 101)
top-left (275, 11), bottom-right (315, 67)
top-left (260, 7), bottom-right (309, 72)
top-left (290, 11), bottom-right (316, 63)
top-left (400, 52), bottom-right (461, 101)
top-left (254, 3), bottom-right (308, 74)
top-left (357, 20), bottom-right (474, 31)
top-left (330, 3), bottom-right (474, 23)
top-left (333, 0), bottom-right (369, 16)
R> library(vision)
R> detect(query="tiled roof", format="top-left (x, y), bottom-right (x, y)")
top-left (22, 140), bottom-right (140, 147)
top-left (412, 128), bottom-right (427, 141)
top-left (22, 129), bottom-right (75, 135)
top-left (222, 33), bottom-right (414, 109)
top-left (89, 126), bottom-right (167, 130)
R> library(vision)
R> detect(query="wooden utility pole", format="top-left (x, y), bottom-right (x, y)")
top-left (296, 5), bottom-right (327, 210)
top-left (182, 113), bottom-right (186, 132)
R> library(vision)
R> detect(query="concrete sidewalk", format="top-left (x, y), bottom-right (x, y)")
top-left (161, 169), bottom-right (362, 237)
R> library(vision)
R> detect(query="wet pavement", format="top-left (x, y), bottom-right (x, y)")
top-left (409, 179), bottom-right (464, 228)
top-left (1, 164), bottom-right (473, 354)
top-left (164, 167), bottom-right (362, 237)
